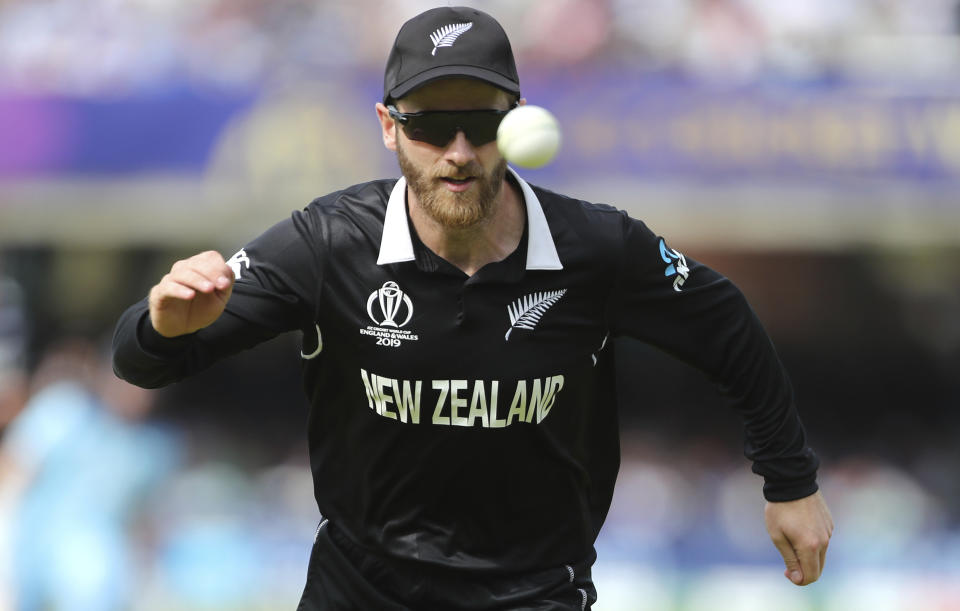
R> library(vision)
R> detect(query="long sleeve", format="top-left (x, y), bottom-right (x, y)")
top-left (113, 206), bottom-right (325, 389)
top-left (608, 215), bottom-right (818, 501)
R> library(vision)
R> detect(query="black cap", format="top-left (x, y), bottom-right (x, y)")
top-left (383, 6), bottom-right (520, 103)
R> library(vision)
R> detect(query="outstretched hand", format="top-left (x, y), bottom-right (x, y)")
top-left (148, 251), bottom-right (235, 338)
top-left (765, 489), bottom-right (833, 586)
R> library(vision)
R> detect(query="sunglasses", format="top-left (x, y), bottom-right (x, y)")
top-left (387, 103), bottom-right (518, 147)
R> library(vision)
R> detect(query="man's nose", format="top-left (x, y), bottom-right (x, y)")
top-left (444, 130), bottom-right (477, 165)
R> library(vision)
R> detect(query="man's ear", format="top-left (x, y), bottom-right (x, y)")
top-left (375, 102), bottom-right (398, 152)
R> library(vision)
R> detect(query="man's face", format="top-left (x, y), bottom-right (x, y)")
top-left (381, 79), bottom-right (512, 229)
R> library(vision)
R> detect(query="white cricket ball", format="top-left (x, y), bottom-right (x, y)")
top-left (497, 105), bottom-right (561, 169)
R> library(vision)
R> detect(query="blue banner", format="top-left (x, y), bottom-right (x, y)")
top-left (3, 71), bottom-right (960, 188)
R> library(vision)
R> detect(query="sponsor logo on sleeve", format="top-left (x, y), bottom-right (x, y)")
top-left (227, 248), bottom-right (250, 280)
top-left (659, 239), bottom-right (688, 292)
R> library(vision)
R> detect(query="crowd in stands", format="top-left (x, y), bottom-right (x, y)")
top-left (1, 0), bottom-right (959, 96)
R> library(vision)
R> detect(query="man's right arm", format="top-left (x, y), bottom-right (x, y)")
top-left (113, 251), bottom-right (269, 388)
top-left (113, 210), bottom-right (325, 389)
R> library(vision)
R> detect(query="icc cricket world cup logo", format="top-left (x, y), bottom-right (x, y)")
top-left (367, 281), bottom-right (413, 328)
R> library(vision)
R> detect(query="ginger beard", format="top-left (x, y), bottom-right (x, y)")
top-left (397, 138), bottom-right (508, 229)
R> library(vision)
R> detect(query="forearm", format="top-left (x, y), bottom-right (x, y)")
top-left (610, 234), bottom-right (819, 500)
top-left (112, 297), bottom-right (280, 389)
top-left (112, 299), bottom-right (200, 388)
top-left (711, 288), bottom-right (819, 501)
top-left (647, 279), bottom-right (818, 499)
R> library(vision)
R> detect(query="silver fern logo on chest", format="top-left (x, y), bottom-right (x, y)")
top-left (429, 22), bottom-right (473, 55)
top-left (505, 289), bottom-right (567, 340)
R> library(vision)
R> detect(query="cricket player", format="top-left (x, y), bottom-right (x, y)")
top-left (113, 6), bottom-right (833, 610)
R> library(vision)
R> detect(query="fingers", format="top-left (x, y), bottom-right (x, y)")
top-left (170, 251), bottom-right (233, 293)
top-left (779, 522), bottom-right (831, 586)
top-left (769, 532), bottom-right (804, 585)
top-left (148, 251), bottom-right (236, 339)
top-left (793, 537), bottom-right (822, 586)
top-left (152, 275), bottom-right (197, 302)
top-left (152, 252), bottom-right (228, 297)
top-left (170, 268), bottom-right (215, 295)
top-left (765, 491), bottom-right (834, 587)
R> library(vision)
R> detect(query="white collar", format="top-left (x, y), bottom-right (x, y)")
top-left (376, 167), bottom-right (563, 270)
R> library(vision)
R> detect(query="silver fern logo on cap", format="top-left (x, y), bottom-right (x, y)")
top-left (429, 22), bottom-right (473, 56)
top-left (505, 289), bottom-right (566, 340)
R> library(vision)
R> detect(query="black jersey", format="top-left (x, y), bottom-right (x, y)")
top-left (113, 168), bottom-right (818, 574)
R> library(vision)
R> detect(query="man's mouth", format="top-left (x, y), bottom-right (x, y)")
top-left (440, 176), bottom-right (476, 191)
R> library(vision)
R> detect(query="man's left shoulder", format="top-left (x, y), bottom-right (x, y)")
top-left (304, 179), bottom-right (395, 219)
top-left (528, 183), bottom-right (626, 237)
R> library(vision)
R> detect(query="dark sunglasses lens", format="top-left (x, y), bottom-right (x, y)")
top-left (401, 111), bottom-right (505, 147)
top-left (462, 114), bottom-right (502, 146)
top-left (404, 119), bottom-right (456, 147)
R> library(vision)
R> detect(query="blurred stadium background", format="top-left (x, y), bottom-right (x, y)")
top-left (1, 0), bottom-right (959, 609)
